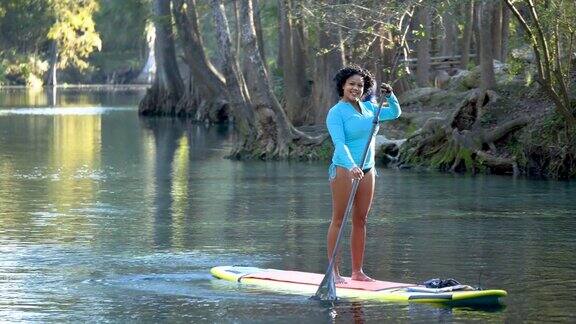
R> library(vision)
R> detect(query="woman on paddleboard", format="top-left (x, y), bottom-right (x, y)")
top-left (326, 65), bottom-right (401, 283)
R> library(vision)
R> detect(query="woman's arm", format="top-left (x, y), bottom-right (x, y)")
top-left (377, 93), bottom-right (401, 121)
top-left (326, 108), bottom-right (357, 170)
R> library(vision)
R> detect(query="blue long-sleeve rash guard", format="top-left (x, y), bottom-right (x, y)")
top-left (326, 93), bottom-right (401, 178)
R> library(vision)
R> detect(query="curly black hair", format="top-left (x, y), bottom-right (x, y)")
top-left (333, 64), bottom-right (375, 98)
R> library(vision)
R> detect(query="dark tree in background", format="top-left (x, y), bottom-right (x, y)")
top-left (138, 0), bottom-right (184, 116)
top-left (478, 0), bottom-right (496, 91)
top-left (171, 0), bottom-right (227, 120)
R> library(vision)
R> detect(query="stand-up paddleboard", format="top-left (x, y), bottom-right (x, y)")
top-left (211, 266), bottom-right (507, 305)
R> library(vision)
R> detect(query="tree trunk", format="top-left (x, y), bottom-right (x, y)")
top-left (172, 0), bottom-right (227, 121)
top-left (139, 0), bottom-right (184, 116)
top-left (232, 0), bottom-right (241, 56)
top-left (461, 1), bottom-right (474, 69)
top-left (440, 10), bottom-right (456, 57)
top-left (472, 1), bottom-right (481, 65)
top-left (253, 0), bottom-right (266, 65)
top-left (416, 4), bottom-right (431, 87)
top-left (478, 0), bottom-right (496, 91)
top-left (239, 0), bottom-right (293, 157)
top-left (501, 3), bottom-right (510, 62)
top-left (210, 0), bottom-right (258, 154)
top-left (279, 0), bottom-right (309, 126)
top-left (241, 0), bottom-right (267, 103)
top-left (389, 5), bottom-right (417, 94)
top-left (173, 0), bottom-right (225, 93)
top-left (278, 0), bottom-right (289, 84)
top-left (491, 0), bottom-right (503, 61)
top-left (46, 40), bottom-right (58, 88)
top-left (291, 0), bottom-right (310, 123)
top-left (47, 40), bottom-right (58, 107)
top-left (373, 27), bottom-right (391, 89)
top-left (153, 0), bottom-right (183, 97)
top-left (310, 4), bottom-right (345, 124)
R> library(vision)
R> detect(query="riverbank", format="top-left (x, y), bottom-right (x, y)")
top-left (375, 80), bottom-right (575, 179)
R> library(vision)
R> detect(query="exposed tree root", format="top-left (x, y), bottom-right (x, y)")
top-left (139, 74), bottom-right (229, 122)
top-left (399, 89), bottom-right (530, 175)
top-left (138, 83), bottom-right (180, 116)
top-left (227, 105), bottom-right (329, 161)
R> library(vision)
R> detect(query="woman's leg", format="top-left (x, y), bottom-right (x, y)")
top-left (328, 167), bottom-right (353, 283)
top-left (350, 169), bottom-right (375, 281)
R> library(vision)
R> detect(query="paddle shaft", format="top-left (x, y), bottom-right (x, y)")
top-left (315, 94), bottom-right (388, 300)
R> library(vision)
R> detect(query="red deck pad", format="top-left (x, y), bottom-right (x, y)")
top-left (243, 269), bottom-right (414, 291)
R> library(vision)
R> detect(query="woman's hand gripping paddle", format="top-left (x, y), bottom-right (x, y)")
top-left (313, 84), bottom-right (391, 302)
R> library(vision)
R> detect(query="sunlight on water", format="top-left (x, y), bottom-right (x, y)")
top-left (0, 86), bottom-right (147, 108)
top-left (0, 107), bottom-right (133, 115)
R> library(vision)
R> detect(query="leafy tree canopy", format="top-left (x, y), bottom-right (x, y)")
top-left (47, 0), bottom-right (102, 70)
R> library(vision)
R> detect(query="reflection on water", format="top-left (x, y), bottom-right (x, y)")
top-left (0, 86), bottom-right (146, 107)
top-left (0, 88), bottom-right (575, 323)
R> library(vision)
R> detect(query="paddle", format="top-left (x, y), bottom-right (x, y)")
top-left (313, 87), bottom-right (390, 302)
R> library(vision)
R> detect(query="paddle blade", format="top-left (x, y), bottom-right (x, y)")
top-left (313, 271), bottom-right (338, 301)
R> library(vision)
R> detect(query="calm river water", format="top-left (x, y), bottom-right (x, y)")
top-left (0, 88), bottom-right (575, 323)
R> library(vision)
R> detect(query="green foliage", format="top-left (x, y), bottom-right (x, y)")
top-left (0, 0), bottom-right (115, 85)
top-left (315, 141), bottom-right (334, 161)
top-left (0, 60), bottom-right (7, 85)
top-left (403, 133), bottom-right (480, 174)
top-left (507, 0), bottom-right (576, 125)
top-left (505, 134), bottom-right (527, 167)
top-left (535, 113), bottom-right (568, 143)
top-left (0, 0), bottom-right (54, 54)
top-left (412, 24), bottom-right (427, 38)
top-left (506, 56), bottom-right (534, 85)
top-left (521, 112), bottom-right (576, 179)
top-left (429, 141), bottom-right (456, 170)
top-left (90, 0), bottom-right (149, 78)
top-left (461, 147), bottom-right (474, 171)
top-left (94, 0), bottom-right (148, 54)
top-left (0, 54), bottom-right (48, 87)
top-left (13, 56), bottom-right (48, 88)
top-left (47, 0), bottom-right (102, 71)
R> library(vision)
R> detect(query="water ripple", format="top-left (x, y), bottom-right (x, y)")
top-left (0, 107), bottom-right (134, 115)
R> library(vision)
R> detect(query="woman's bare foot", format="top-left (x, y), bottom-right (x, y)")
top-left (334, 273), bottom-right (347, 284)
top-left (351, 271), bottom-right (375, 282)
